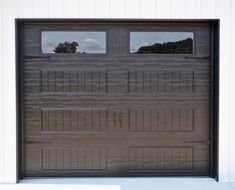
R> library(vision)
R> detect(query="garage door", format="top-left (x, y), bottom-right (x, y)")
top-left (22, 21), bottom-right (213, 177)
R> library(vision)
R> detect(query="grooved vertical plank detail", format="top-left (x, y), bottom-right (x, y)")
top-left (41, 70), bottom-right (107, 93)
top-left (129, 70), bottom-right (196, 93)
top-left (128, 147), bottom-right (193, 170)
top-left (42, 108), bottom-right (108, 132)
top-left (42, 147), bottom-right (107, 170)
top-left (129, 109), bottom-right (194, 132)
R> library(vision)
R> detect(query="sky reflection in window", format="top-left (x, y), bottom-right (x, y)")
top-left (42, 31), bottom-right (106, 54)
top-left (130, 32), bottom-right (193, 54)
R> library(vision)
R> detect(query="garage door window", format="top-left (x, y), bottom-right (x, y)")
top-left (41, 31), bottom-right (106, 54)
top-left (130, 32), bottom-right (193, 54)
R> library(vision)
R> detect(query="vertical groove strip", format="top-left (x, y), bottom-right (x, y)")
top-left (135, 71), bottom-right (137, 92)
top-left (77, 110), bottom-right (79, 131)
top-left (192, 71), bottom-right (195, 93)
top-left (91, 71), bottom-right (93, 92)
top-left (98, 71), bottom-right (101, 92)
top-left (55, 71), bottom-right (56, 92)
top-left (47, 70), bottom-right (49, 92)
top-left (77, 71), bottom-right (79, 92)
top-left (83, 71), bottom-right (86, 92)
top-left (142, 71), bottom-right (145, 92)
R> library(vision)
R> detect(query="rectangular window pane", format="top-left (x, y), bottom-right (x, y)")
top-left (42, 31), bottom-right (106, 54)
top-left (130, 32), bottom-right (193, 54)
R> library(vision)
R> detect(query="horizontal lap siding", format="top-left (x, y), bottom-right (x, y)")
top-left (0, 0), bottom-right (234, 183)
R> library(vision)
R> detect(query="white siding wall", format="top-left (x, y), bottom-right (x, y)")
top-left (229, 0), bottom-right (235, 182)
top-left (0, 0), bottom-right (4, 183)
top-left (0, 0), bottom-right (234, 183)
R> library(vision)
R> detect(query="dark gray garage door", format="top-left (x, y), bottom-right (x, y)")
top-left (22, 21), bottom-right (212, 177)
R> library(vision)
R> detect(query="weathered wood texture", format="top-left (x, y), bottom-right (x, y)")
top-left (23, 22), bottom-right (212, 177)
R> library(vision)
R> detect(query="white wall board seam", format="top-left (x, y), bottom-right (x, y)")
top-left (0, 0), bottom-right (4, 183)
top-left (228, 0), bottom-right (232, 182)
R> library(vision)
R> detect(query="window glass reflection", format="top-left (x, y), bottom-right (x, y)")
top-left (130, 32), bottom-right (193, 54)
top-left (42, 31), bottom-right (106, 54)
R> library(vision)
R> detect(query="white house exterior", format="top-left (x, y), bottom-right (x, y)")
top-left (0, 0), bottom-right (235, 189)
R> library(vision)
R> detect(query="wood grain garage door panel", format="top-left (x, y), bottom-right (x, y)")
top-left (128, 107), bottom-right (209, 133)
top-left (41, 70), bottom-right (108, 93)
top-left (22, 22), bottom-right (212, 177)
top-left (41, 108), bottom-right (108, 132)
top-left (128, 70), bottom-right (210, 94)
top-left (42, 147), bottom-right (108, 170)
top-left (128, 145), bottom-right (209, 175)
top-left (24, 104), bottom-right (209, 136)
top-left (25, 145), bottom-right (108, 176)
top-left (128, 146), bottom-right (194, 170)
top-left (24, 68), bottom-right (210, 95)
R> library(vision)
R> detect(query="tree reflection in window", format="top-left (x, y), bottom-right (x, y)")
top-left (53, 41), bottom-right (79, 54)
top-left (130, 32), bottom-right (193, 54)
top-left (42, 31), bottom-right (106, 54)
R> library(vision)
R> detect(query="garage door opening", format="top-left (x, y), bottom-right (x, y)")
top-left (16, 20), bottom-right (219, 179)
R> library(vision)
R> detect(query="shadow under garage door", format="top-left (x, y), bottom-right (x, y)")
top-left (21, 21), bottom-right (214, 177)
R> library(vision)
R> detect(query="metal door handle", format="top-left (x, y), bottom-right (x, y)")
top-left (113, 111), bottom-right (124, 128)
top-left (113, 111), bottom-right (117, 127)
top-left (119, 112), bottom-right (123, 128)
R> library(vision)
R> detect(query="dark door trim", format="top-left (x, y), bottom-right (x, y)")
top-left (211, 20), bottom-right (220, 181)
top-left (15, 19), bottom-right (219, 181)
top-left (16, 20), bottom-right (24, 181)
